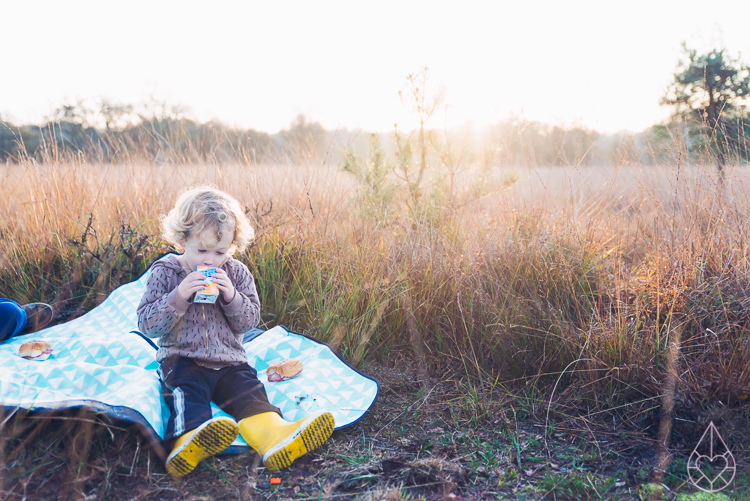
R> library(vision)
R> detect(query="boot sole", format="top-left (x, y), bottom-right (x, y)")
top-left (165, 417), bottom-right (239, 478)
top-left (263, 411), bottom-right (335, 471)
top-left (20, 303), bottom-right (54, 334)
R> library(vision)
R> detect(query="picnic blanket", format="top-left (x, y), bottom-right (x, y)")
top-left (0, 257), bottom-right (379, 454)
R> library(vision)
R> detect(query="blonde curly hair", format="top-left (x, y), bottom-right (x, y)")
top-left (161, 186), bottom-right (254, 253)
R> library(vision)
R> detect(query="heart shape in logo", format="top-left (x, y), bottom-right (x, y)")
top-left (693, 454), bottom-right (728, 481)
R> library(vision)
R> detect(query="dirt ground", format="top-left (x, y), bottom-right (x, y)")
top-left (1, 363), bottom-right (749, 501)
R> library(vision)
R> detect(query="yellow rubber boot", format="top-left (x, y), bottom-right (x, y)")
top-left (165, 416), bottom-right (240, 478)
top-left (239, 410), bottom-right (335, 471)
top-left (171, 428), bottom-right (195, 451)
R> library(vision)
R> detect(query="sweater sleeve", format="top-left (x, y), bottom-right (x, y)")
top-left (219, 261), bottom-right (261, 334)
top-left (136, 263), bottom-right (191, 338)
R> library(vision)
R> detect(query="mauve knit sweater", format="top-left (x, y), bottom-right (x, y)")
top-left (137, 254), bottom-right (261, 368)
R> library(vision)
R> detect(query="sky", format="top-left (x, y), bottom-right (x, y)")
top-left (2, 1), bottom-right (750, 134)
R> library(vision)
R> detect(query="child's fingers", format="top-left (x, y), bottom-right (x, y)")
top-left (212, 278), bottom-right (235, 295)
top-left (180, 276), bottom-right (207, 291)
top-left (186, 279), bottom-right (207, 290)
top-left (215, 281), bottom-right (232, 292)
top-left (210, 274), bottom-right (230, 286)
top-left (177, 282), bottom-right (207, 301)
top-left (211, 275), bottom-right (228, 286)
top-left (189, 282), bottom-right (207, 291)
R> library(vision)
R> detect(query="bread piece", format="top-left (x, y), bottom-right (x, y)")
top-left (267, 358), bottom-right (303, 382)
top-left (19, 340), bottom-right (53, 361)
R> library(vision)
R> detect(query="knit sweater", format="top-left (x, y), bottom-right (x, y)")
top-left (136, 254), bottom-right (261, 368)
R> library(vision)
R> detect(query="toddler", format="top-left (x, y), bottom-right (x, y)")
top-left (137, 186), bottom-right (334, 477)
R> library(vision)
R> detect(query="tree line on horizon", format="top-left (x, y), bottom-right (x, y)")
top-left (2, 44), bottom-right (749, 169)
top-left (0, 105), bottom-right (332, 165)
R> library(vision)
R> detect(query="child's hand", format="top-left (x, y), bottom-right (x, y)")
top-left (211, 268), bottom-right (236, 303)
top-left (177, 271), bottom-right (208, 302)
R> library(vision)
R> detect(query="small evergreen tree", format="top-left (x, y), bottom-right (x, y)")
top-left (342, 133), bottom-right (396, 221)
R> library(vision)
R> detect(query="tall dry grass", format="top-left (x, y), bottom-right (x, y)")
top-left (2, 150), bottom-right (750, 414)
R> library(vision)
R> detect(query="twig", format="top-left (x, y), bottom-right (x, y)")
top-left (130, 437), bottom-right (141, 476)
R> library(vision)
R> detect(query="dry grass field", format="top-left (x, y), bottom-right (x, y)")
top-left (2, 154), bottom-right (750, 499)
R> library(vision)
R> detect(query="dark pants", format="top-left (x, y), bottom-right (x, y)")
top-left (0, 299), bottom-right (26, 343)
top-left (158, 355), bottom-right (281, 442)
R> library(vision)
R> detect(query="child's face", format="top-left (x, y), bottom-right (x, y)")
top-left (179, 228), bottom-right (234, 270)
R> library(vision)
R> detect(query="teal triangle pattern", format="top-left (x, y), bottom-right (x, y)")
top-left (1, 258), bottom-right (378, 446)
top-left (218, 325), bottom-right (379, 447)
